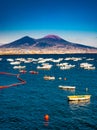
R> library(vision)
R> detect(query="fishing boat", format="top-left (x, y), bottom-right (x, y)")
top-left (59, 85), bottom-right (75, 90)
top-left (67, 95), bottom-right (91, 101)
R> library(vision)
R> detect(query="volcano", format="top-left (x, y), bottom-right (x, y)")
top-left (0, 34), bottom-right (97, 54)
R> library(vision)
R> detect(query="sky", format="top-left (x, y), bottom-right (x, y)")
top-left (0, 0), bottom-right (97, 47)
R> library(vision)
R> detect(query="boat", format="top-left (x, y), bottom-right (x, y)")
top-left (60, 64), bottom-right (75, 70)
top-left (44, 76), bottom-right (55, 80)
top-left (80, 62), bottom-right (95, 70)
top-left (10, 61), bottom-right (21, 65)
top-left (29, 71), bottom-right (38, 74)
top-left (7, 58), bottom-right (14, 62)
top-left (19, 70), bottom-right (27, 73)
top-left (13, 66), bottom-right (26, 69)
top-left (37, 64), bottom-right (52, 70)
top-left (67, 95), bottom-right (91, 101)
top-left (59, 85), bottom-right (75, 90)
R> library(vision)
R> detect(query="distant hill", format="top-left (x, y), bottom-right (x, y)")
top-left (0, 34), bottom-right (97, 54)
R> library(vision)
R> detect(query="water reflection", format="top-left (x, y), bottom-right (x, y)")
top-left (44, 121), bottom-right (49, 127)
top-left (69, 99), bottom-right (90, 107)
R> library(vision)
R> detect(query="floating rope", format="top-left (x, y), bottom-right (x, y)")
top-left (0, 72), bottom-right (26, 89)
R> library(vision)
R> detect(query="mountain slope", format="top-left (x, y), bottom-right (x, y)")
top-left (34, 35), bottom-right (96, 49)
top-left (0, 36), bottom-right (36, 48)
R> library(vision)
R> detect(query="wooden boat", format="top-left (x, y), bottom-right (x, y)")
top-left (59, 85), bottom-right (75, 90)
top-left (67, 95), bottom-right (91, 101)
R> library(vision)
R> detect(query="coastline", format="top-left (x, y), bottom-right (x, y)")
top-left (0, 48), bottom-right (97, 55)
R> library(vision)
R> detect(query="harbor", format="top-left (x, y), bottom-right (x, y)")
top-left (0, 54), bottom-right (97, 129)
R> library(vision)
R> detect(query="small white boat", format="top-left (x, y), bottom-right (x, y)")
top-left (44, 76), bottom-right (55, 80)
top-left (86, 58), bottom-right (94, 61)
top-left (65, 57), bottom-right (82, 61)
top-left (51, 58), bottom-right (63, 63)
top-left (60, 64), bottom-right (75, 70)
top-left (59, 85), bottom-right (75, 90)
top-left (10, 61), bottom-right (21, 65)
top-left (7, 58), bottom-right (14, 62)
top-left (80, 62), bottom-right (95, 70)
top-left (37, 64), bottom-right (52, 70)
top-left (67, 95), bottom-right (91, 101)
top-left (0, 58), bottom-right (2, 61)
top-left (13, 66), bottom-right (26, 69)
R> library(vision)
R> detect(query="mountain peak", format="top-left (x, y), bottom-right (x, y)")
top-left (43, 34), bottom-right (63, 40)
top-left (20, 36), bottom-right (34, 40)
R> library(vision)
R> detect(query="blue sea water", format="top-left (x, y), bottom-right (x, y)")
top-left (0, 54), bottom-right (97, 130)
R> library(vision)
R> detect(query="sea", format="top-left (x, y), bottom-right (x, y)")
top-left (0, 54), bottom-right (97, 130)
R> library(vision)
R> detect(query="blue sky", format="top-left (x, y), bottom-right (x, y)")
top-left (0, 0), bottom-right (97, 47)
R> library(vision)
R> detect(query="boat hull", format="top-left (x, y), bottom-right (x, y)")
top-left (59, 85), bottom-right (75, 90)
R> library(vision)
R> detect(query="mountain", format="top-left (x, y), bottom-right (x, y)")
top-left (34, 35), bottom-right (67, 48)
top-left (0, 34), bottom-right (97, 54)
top-left (35, 35), bottom-right (96, 49)
top-left (0, 36), bottom-right (36, 48)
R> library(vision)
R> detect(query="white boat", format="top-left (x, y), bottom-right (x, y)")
top-left (60, 64), bottom-right (75, 70)
top-left (59, 85), bottom-right (75, 90)
top-left (0, 58), bottom-right (2, 61)
top-left (65, 57), bottom-right (82, 61)
top-left (84, 66), bottom-right (95, 70)
top-left (44, 76), bottom-right (55, 80)
top-left (80, 63), bottom-right (92, 67)
top-left (13, 66), bottom-right (26, 69)
top-left (7, 58), bottom-right (14, 62)
top-left (15, 58), bottom-right (26, 62)
top-left (38, 58), bottom-right (53, 63)
top-left (37, 64), bottom-right (52, 70)
top-left (56, 63), bottom-right (68, 67)
top-left (86, 58), bottom-right (94, 61)
top-left (10, 61), bottom-right (21, 65)
top-left (24, 60), bottom-right (32, 63)
top-left (51, 58), bottom-right (63, 63)
top-left (80, 63), bottom-right (95, 70)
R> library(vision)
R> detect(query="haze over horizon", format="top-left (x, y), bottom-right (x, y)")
top-left (0, 0), bottom-right (97, 47)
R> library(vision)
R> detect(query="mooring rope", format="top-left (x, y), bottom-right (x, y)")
top-left (0, 72), bottom-right (26, 89)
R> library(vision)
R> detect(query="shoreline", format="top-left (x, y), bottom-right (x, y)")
top-left (0, 53), bottom-right (97, 56)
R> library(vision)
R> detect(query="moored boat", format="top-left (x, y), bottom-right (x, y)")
top-left (13, 66), bottom-right (26, 69)
top-left (29, 71), bottom-right (38, 74)
top-left (19, 70), bottom-right (27, 73)
top-left (44, 76), bottom-right (55, 80)
top-left (67, 95), bottom-right (91, 101)
top-left (59, 85), bottom-right (75, 90)
top-left (37, 64), bottom-right (52, 70)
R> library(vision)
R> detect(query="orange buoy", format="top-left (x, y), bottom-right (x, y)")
top-left (44, 114), bottom-right (49, 121)
top-left (64, 78), bottom-right (67, 80)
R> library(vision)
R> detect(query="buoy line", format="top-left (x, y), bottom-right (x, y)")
top-left (0, 72), bottom-right (26, 89)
